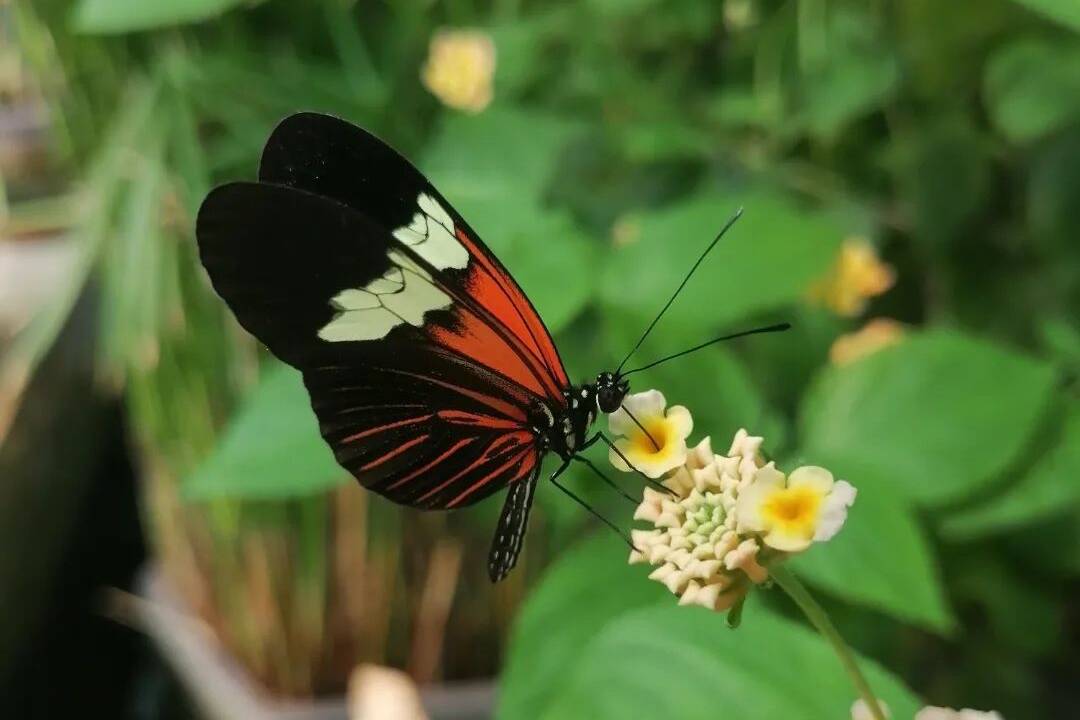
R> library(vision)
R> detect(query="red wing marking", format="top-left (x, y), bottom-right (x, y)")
top-left (447, 447), bottom-right (537, 508)
top-left (436, 410), bottom-right (522, 430)
top-left (385, 367), bottom-right (529, 423)
top-left (456, 228), bottom-right (569, 390)
top-left (358, 433), bottom-right (429, 472)
top-left (430, 305), bottom-right (559, 403)
top-left (384, 436), bottom-right (478, 492)
top-left (341, 414), bottom-right (430, 443)
top-left (416, 431), bottom-right (533, 504)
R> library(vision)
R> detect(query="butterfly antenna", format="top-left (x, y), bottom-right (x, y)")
top-left (616, 207), bottom-right (744, 374)
top-left (623, 322), bottom-right (791, 376)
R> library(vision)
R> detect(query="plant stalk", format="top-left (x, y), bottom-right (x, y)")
top-left (770, 565), bottom-right (887, 720)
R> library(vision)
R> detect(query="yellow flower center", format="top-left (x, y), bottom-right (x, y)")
top-left (760, 486), bottom-right (822, 536)
top-left (629, 420), bottom-right (669, 456)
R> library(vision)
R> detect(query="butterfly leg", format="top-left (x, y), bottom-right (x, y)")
top-left (583, 432), bottom-right (676, 497)
top-left (548, 460), bottom-right (636, 551)
top-left (572, 456), bottom-right (638, 506)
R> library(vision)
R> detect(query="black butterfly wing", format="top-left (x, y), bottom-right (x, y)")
top-left (197, 182), bottom-right (542, 509)
top-left (257, 112), bottom-right (572, 401)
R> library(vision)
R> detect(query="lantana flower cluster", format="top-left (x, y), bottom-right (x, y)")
top-left (610, 390), bottom-right (856, 611)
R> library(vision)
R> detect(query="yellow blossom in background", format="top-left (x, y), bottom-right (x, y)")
top-left (610, 214), bottom-right (642, 247)
top-left (830, 318), bottom-right (906, 366)
top-left (737, 464), bottom-right (856, 552)
top-left (608, 390), bottom-right (692, 478)
top-left (421, 29), bottom-right (496, 113)
top-left (723, 0), bottom-right (758, 31)
top-left (808, 237), bottom-right (895, 317)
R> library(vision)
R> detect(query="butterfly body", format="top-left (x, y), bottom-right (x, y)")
top-left (531, 378), bottom-right (616, 460)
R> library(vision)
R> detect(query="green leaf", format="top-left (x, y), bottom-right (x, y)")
top-left (598, 189), bottom-right (843, 342)
top-left (423, 106), bottom-right (579, 213)
top-left (799, 330), bottom-right (1056, 507)
top-left (984, 38), bottom-right (1080, 142)
top-left (790, 473), bottom-right (953, 633)
top-left (498, 534), bottom-right (669, 720)
top-left (184, 364), bottom-right (345, 500)
top-left (72, 0), bottom-right (250, 33)
top-left (798, 8), bottom-right (899, 140)
top-left (894, 116), bottom-right (992, 247)
top-left (943, 403), bottom-right (1080, 540)
top-left (1007, 0), bottom-right (1080, 33)
top-left (1029, 131), bottom-right (1080, 254)
top-left (536, 605), bottom-right (922, 720)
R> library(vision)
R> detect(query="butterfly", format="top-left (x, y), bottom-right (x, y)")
top-left (196, 112), bottom-right (787, 582)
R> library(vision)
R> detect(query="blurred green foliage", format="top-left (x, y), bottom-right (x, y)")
top-left (6, 0), bottom-right (1080, 717)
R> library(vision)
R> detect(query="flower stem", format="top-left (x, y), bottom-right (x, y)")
top-left (770, 565), bottom-right (887, 720)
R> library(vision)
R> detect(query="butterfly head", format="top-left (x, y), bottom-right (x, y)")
top-left (594, 371), bottom-right (630, 414)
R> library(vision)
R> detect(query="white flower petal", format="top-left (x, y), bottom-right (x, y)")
top-left (915, 708), bottom-right (1002, 720)
top-left (607, 389), bottom-right (666, 437)
top-left (814, 480), bottom-right (857, 542)
top-left (763, 526), bottom-right (813, 553)
top-left (686, 436), bottom-right (713, 468)
top-left (647, 544), bottom-right (672, 563)
top-left (734, 480), bottom-right (775, 532)
top-left (752, 463), bottom-right (786, 489)
top-left (789, 465), bottom-right (835, 493)
top-left (623, 389), bottom-right (667, 418)
top-left (608, 439), bottom-right (633, 472)
top-left (666, 405), bottom-right (693, 439)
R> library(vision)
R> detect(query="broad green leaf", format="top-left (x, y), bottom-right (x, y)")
top-left (798, 8), bottom-right (899, 140)
top-left (1007, 0), bottom-right (1080, 33)
top-left (184, 365), bottom-right (345, 500)
top-left (1029, 131), bottom-right (1080, 254)
top-left (423, 107), bottom-right (579, 213)
top-left (943, 403), bottom-right (1080, 540)
top-left (894, 116), bottom-right (992, 248)
top-left (800, 330), bottom-right (1055, 506)
top-left (984, 38), bottom-right (1080, 142)
top-left (790, 472), bottom-right (953, 633)
top-left (498, 534), bottom-right (669, 720)
top-left (538, 605), bottom-right (922, 720)
top-left (951, 555), bottom-right (1062, 659)
top-left (72, 0), bottom-right (250, 33)
top-left (598, 189), bottom-right (843, 343)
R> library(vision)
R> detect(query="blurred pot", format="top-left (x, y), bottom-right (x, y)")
top-left (126, 565), bottom-right (496, 720)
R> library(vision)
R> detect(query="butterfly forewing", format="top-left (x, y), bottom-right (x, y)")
top-left (258, 112), bottom-right (571, 401)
